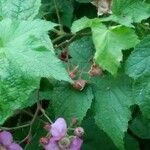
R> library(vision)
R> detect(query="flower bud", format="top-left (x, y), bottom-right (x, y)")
top-left (44, 123), bottom-right (51, 131)
top-left (73, 79), bottom-right (87, 91)
top-left (58, 137), bottom-right (71, 149)
top-left (40, 137), bottom-right (49, 145)
top-left (74, 127), bottom-right (84, 137)
top-left (0, 145), bottom-right (7, 150)
top-left (71, 117), bottom-right (78, 125)
top-left (88, 64), bottom-right (103, 76)
top-left (69, 67), bottom-right (78, 79)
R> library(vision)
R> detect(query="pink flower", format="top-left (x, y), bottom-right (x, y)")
top-left (69, 137), bottom-right (83, 150)
top-left (51, 118), bottom-right (67, 140)
top-left (0, 131), bottom-right (23, 150)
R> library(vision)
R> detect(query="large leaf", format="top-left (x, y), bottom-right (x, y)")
top-left (91, 74), bottom-right (133, 150)
top-left (0, 18), bottom-right (71, 124)
top-left (126, 36), bottom-right (150, 79)
top-left (0, 19), bottom-right (71, 81)
top-left (0, 0), bottom-right (41, 20)
top-left (104, 0), bottom-right (150, 27)
top-left (72, 17), bottom-right (139, 75)
top-left (50, 82), bottom-right (94, 123)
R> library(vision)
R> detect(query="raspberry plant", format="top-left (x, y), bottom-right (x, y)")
top-left (0, 0), bottom-right (150, 150)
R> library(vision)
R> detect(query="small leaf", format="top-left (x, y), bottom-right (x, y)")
top-left (69, 36), bottom-right (95, 70)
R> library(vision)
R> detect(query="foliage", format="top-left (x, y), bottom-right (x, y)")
top-left (0, 0), bottom-right (150, 150)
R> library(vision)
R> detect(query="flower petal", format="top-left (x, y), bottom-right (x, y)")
top-left (51, 118), bottom-right (67, 140)
top-left (44, 138), bottom-right (59, 150)
top-left (0, 131), bottom-right (13, 146)
top-left (7, 143), bottom-right (23, 150)
top-left (69, 137), bottom-right (83, 150)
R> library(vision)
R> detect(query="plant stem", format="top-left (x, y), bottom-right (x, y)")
top-left (0, 124), bottom-right (30, 131)
top-left (40, 107), bottom-right (53, 124)
top-left (53, 0), bottom-right (64, 32)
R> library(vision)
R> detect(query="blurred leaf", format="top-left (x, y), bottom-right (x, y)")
top-left (132, 76), bottom-right (150, 119)
top-left (0, 0), bottom-right (41, 20)
top-left (104, 0), bottom-right (150, 27)
top-left (130, 115), bottom-right (150, 139)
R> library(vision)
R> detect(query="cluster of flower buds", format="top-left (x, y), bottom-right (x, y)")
top-left (70, 63), bottom-right (103, 91)
top-left (40, 118), bottom-right (84, 150)
top-left (0, 131), bottom-right (23, 150)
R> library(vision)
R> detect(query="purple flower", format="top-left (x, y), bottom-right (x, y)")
top-left (51, 118), bottom-right (67, 140)
top-left (42, 118), bottom-right (83, 150)
top-left (44, 138), bottom-right (59, 150)
top-left (69, 137), bottom-right (83, 150)
top-left (0, 131), bottom-right (23, 150)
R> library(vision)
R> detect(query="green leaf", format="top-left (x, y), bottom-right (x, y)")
top-left (68, 36), bottom-right (95, 70)
top-left (82, 109), bottom-right (116, 150)
top-left (72, 18), bottom-right (139, 75)
top-left (0, 18), bottom-right (71, 124)
top-left (0, 0), bottom-right (41, 20)
top-left (92, 24), bottom-right (139, 75)
top-left (125, 134), bottom-right (140, 150)
top-left (40, 0), bottom-right (74, 27)
top-left (132, 76), bottom-right (150, 119)
top-left (0, 18), bottom-right (71, 82)
top-left (0, 63), bottom-right (39, 124)
top-left (71, 17), bottom-right (100, 33)
top-left (126, 36), bottom-right (150, 79)
top-left (104, 0), bottom-right (150, 27)
top-left (130, 115), bottom-right (150, 139)
top-left (50, 82), bottom-right (94, 123)
top-left (92, 74), bottom-right (133, 150)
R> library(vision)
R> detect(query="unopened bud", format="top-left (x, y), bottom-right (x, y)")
top-left (40, 137), bottom-right (49, 145)
top-left (44, 123), bottom-right (51, 131)
top-left (69, 66), bottom-right (78, 79)
top-left (88, 64), bottom-right (103, 76)
top-left (58, 137), bottom-right (71, 149)
top-left (71, 117), bottom-right (78, 125)
top-left (74, 127), bottom-right (84, 137)
top-left (0, 145), bottom-right (7, 150)
top-left (73, 79), bottom-right (87, 91)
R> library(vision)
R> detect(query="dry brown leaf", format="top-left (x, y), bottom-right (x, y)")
top-left (91, 0), bottom-right (112, 16)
